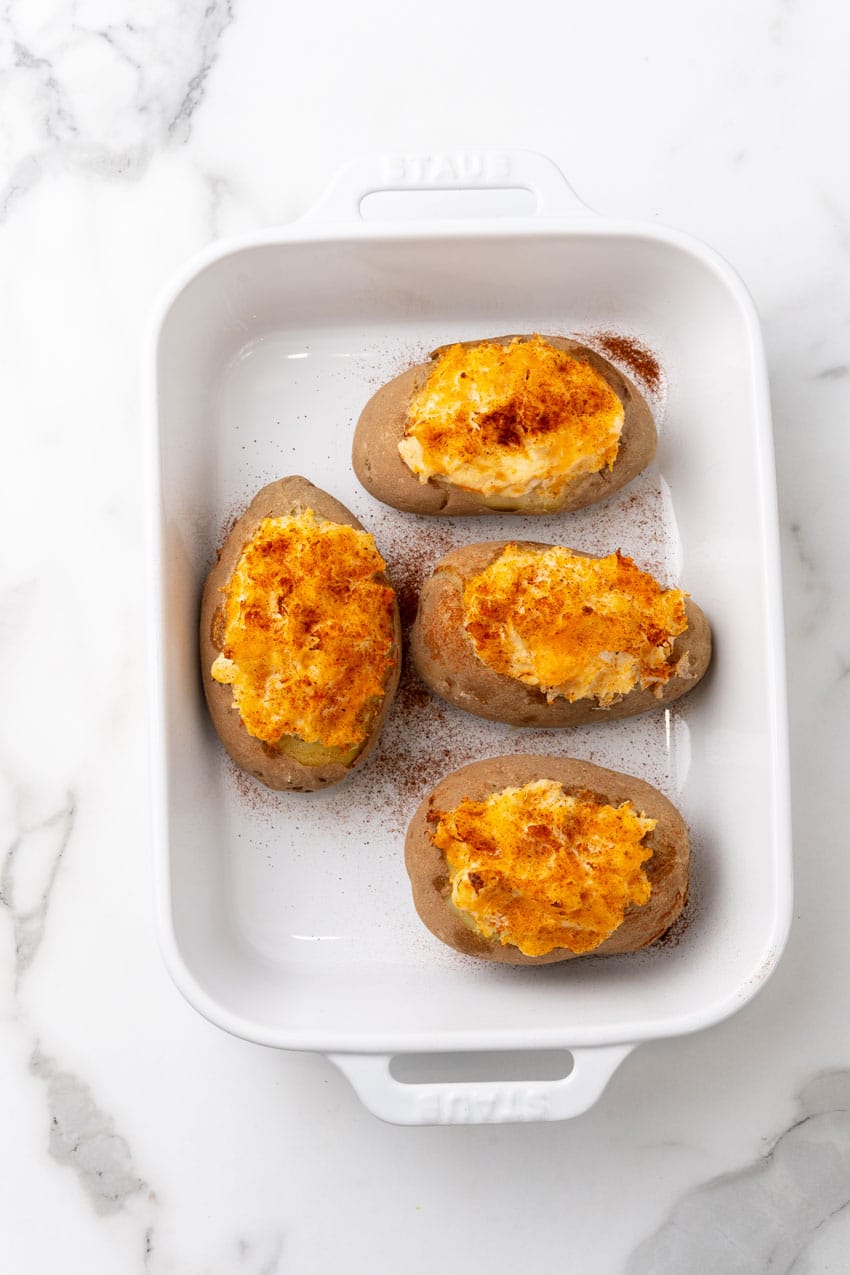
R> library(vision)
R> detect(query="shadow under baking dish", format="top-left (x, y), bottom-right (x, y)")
top-left (151, 227), bottom-right (788, 1053)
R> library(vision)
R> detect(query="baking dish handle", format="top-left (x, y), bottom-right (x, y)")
top-left (327, 1044), bottom-right (634, 1125)
top-left (304, 150), bottom-right (594, 223)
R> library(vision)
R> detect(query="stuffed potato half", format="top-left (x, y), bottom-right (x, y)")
top-left (200, 476), bottom-right (401, 791)
top-left (404, 754), bottom-right (689, 964)
top-left (410, 540), bottom-right (711, 727)
top-left (352, 334), bottom-right (657, 516)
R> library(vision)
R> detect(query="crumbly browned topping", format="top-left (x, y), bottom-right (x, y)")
top-left (462, 545), bottom-right (688, 704)
top-left (432, 779), bottom-right (655, 955)
top-left (211, 511), bottom-right (396, 749)
top-left (398, 336), bottom-right (624, 503)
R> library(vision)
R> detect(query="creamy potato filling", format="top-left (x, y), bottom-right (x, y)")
top-left (462, 545), bottom-right (688, 704)
top-left (398, 336), bottom-right (625, 505)
top-left (211, 511), bottom-right (395, 750)
top-left (432, 779), bottom-right (656, 956)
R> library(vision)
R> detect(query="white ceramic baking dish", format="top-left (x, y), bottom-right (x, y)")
top-left (146, 151), bottom-right (792, 1125)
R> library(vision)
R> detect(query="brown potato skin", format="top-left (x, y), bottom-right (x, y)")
top-left (409, 541), bottom-right (711, 727)
top-left (352, 335), bottom-right (657, 516)
top-left (200, 476), bottom-right (401, 792)
top-left (405, 755), bottom-right (689, 964)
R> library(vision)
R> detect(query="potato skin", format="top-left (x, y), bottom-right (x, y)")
top-left (199, 476), bottom-right (401, 792)
top-left (409, 541), bottom-right (711, 727)
top-left (404, 755), bottom-right (689, 964)
top-left (352, 335), bottom-right (657, 516)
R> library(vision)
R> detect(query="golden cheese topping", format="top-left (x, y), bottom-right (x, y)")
top-left (398, 336), bottom-right (624, 507)
top-left (433, 779), bottom-right (655, 956)
top-left (210, 511), bottom-right (396, 750)
top-left (462, 545), bottom-right (688, 705)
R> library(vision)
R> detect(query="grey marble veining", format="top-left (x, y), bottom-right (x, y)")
top-left (0, 794), bottom-right (74, 989)
top-left (0, 0), bottom-right (235, 217)
top-left (31, 1046), bottom-right (150, 1215)
top-left (1, 793), bottom-right (152, 1217)
top-left (627, 1072), bottom-right (850, 1273)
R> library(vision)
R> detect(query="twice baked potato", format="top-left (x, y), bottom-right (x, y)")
top-left (200, 476), bottom-right (401, 791)
top-left (410, 541), bottom-right (711, 726)
top-left (405, 754), bottom-right (689, 964)
top-left (352, 334), bottom-right (657, 515)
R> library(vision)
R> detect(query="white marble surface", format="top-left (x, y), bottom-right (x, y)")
top-left (1, 0), bottom-right (849, 1270)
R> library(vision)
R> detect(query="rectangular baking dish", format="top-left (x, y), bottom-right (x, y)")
top-left (146, 151), bottom-right (791, 1124)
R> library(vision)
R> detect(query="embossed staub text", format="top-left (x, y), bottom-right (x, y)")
top-left (381, 152), bottom-right (512, 186)
top-left (416, 1086), bottom-right (549, 1124)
